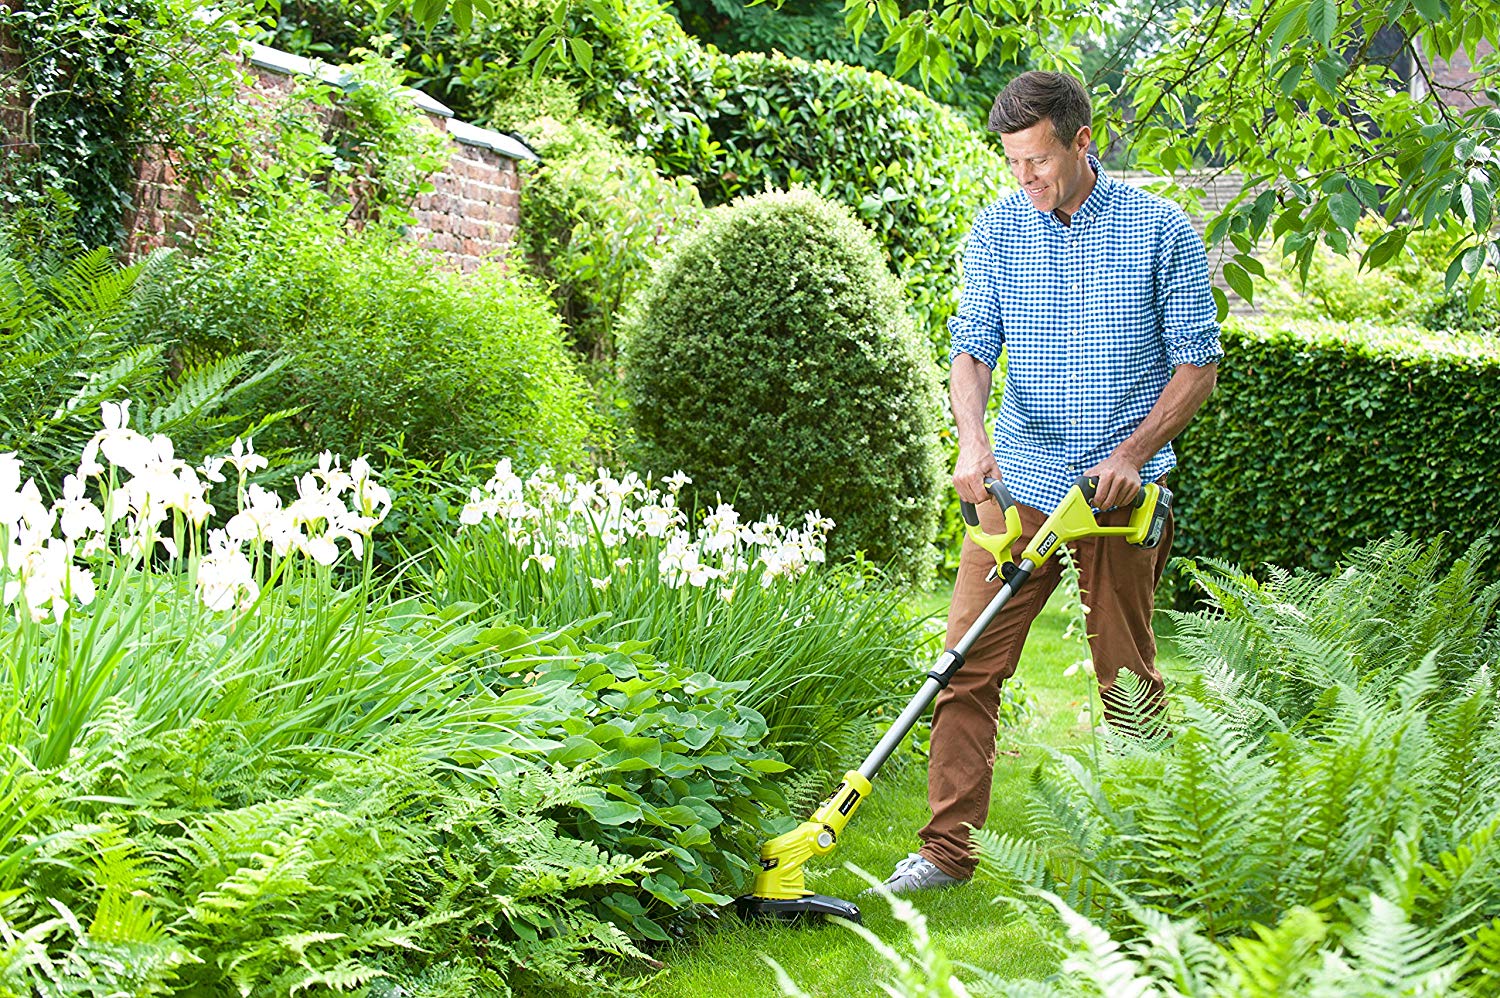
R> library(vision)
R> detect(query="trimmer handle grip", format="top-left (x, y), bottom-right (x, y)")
top-left (959, 478), bottom-right (1017, 526)
top-left (1074, 475), bottom-right (1173, 549)
top-left (1076, 475), bottom-right (1147, 510)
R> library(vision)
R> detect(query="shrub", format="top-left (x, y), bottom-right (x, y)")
top-left (517, 114), bottom-right (704, 362)
top-left (1171, 316), bottom-right (1500, 583)
top-left (598, 28), bottom-right (1009, 356)
top-left (622, 188), bottom-right (945, 589)
top-left (161, 207), bottom-right (595, 469)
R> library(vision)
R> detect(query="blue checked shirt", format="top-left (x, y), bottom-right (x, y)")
top-left (948, 157), bottom-right (1223, 511)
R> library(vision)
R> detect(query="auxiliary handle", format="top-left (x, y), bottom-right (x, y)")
top-left (960, 477), bottom-right (1026, 571)
top-left (958, 478), bottom-right (1016, 526)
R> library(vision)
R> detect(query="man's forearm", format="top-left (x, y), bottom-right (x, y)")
top-left (949, 353), bottom-right (994, 449)
top-left (1113, 362), bottom-right (1218, 468)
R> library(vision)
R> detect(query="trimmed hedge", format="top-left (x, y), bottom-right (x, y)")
top-left (1173, 317), bottom-right (1500, 581)
top-left (588, 2), bottom-right (1007, 355)
top-left (623, 188), bottom-right (945, 589)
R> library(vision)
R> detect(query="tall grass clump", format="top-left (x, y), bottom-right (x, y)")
top-left (424, 459), bottom-right (931, 772)
top-left (0, 405), bottom-right (794, 994)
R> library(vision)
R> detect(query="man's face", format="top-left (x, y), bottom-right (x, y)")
top-left (999, 119), bottom-right (1093, 217)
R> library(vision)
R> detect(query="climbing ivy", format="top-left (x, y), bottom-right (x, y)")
top-left (0, 0), bottom-right (250, 249)
top-left (1, 0), bottom-right (149, 247)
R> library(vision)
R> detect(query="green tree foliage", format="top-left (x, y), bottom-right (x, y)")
top-left (395, 0), bottom-right (1500, 313)
top-left (848, 0), bottom-right (1500, 315)
top-left (666, 0), bottom-right (1022, 131)
top-left (1170, 316), bottom-right (1500, 582)
top-left (623, 188), bottom-right (945, 589)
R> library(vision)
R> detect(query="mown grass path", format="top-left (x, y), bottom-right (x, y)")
top-left (645, 587), bottom-right (1189, 996)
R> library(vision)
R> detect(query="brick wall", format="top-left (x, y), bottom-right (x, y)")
top-left (0, 0), bottom-right (34, 182)
top-left (410, 122), bottom-right (524, 272)
top-left (4, 35), bottom-right (533, 268)
top-left (123, 49), bottom-right (534, 268)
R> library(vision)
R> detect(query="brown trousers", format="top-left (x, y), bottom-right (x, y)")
top-left (917, 491), bottom-right (1174, 880)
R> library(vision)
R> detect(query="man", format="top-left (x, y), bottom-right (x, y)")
top-left (881, 71), bottom-right (1222, 893)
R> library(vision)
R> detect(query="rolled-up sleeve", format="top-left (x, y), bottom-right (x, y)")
top-left (1156, 209), bottom-right (1223, 368)
top-left (947, 211), bottom-right (1005, 369)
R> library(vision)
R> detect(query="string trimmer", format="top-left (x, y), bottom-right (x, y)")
top-left (733, 475), bottom-right (1172, 923)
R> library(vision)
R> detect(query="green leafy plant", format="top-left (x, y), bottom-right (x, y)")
top-left (623, 187), bottom-right (946, 590)
top-left (0, 0), bottom-right (250, 250)
top-left (517, 114), bottom-right (704, 363)
top-left (0, 414), bottom-right (797, 993)
top-left (159, 205), bottom-right (595, 469)
top-left (215, 51), bottom-right (451, 228)
top-left (0, 241), bottom-right (288, 495)
top-left (425, 461), bottom-right (928, 772)
top-left (973, 535), bottom-right (1500, 989)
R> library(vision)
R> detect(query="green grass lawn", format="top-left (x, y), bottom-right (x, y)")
top-left (643, 585), bottom-right (1189, 997)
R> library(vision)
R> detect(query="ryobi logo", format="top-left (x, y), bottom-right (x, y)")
top-left (1035, 532), bottom-right (1058, 558)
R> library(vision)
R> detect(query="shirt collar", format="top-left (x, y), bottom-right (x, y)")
top-left (1071, 155), bottom-right (1112, 222)
top-left (1044, 155), bottom-right (1111, 227)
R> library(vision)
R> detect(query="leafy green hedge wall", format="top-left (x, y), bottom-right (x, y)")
top-left (1173, 318), bottom-right (1500, 580)
top-left (591, 1), bottom-right (1007, 354)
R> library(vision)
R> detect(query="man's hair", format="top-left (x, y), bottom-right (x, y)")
top-left (988, 71), bottom-right (1092, 146)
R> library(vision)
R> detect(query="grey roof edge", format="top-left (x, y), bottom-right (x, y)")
top-left (447, 119), bottom-right (540, 162)
top-left (246, 41), bottom-right (454, 119)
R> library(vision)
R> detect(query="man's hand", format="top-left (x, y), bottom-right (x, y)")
top-left (1083, 453), bottom-right (1142, 511)
top-left (953, 445), bottom-right (1002, 505)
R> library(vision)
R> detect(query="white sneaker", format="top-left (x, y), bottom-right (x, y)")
top-left (874, 852), bottom-right (963, 894)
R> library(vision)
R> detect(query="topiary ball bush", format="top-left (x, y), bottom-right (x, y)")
top-left (623, 187), bottom-right (944, 589)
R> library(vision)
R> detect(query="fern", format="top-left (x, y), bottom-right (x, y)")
top-left (1321, 893), bottom-right (1466, 995)
top-left (0, 240), bottom-right (289, 493)
top-left (1223, 906), bottom-right (1328, 997)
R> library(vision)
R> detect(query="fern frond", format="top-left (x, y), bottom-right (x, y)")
top-left (47, 247), bottom-right (140, 333)
top-left (1223, 905), bottom-right (1327, 997)
top-left (1327, 893), bottom-right (1466, 994)
top-left (972, 830), bottom-right (1049, 897)
top-left (1033, 888), bottom-right (1154, 998)
top-left (147, 352), bottom-right (253, 430)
